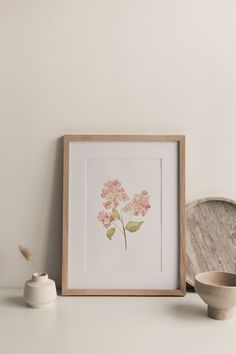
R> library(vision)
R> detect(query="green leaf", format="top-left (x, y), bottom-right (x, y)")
top-left (106, 227), bottom-right (116, 240)
top-left (125, 221), bottom-right (144, 233)
top-left (112, 207), bottom-right (121, 220)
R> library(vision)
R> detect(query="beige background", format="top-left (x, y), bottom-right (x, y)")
top-left (1, 0), bottom-right (236, 287)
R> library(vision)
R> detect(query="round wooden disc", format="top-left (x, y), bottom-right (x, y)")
top-left (186, 197), bottom-right (236, 286)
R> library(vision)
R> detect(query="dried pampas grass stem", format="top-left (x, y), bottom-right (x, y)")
top-left (18, 244), bottom-right (38, 271)
top-left (18, 245), bottom-right (33, 261)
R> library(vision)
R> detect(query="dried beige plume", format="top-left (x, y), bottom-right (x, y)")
top-left (18, 245), bottom-right (33, 261)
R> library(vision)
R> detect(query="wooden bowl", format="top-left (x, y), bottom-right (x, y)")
top-left (195, 271), bottom-right (236, 320)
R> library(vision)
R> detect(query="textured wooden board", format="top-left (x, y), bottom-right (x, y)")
top-left (186, 197), bottom-right (236, 286)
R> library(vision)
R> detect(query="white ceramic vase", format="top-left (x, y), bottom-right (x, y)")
top-left (24, 272), bottom-right (57, 308)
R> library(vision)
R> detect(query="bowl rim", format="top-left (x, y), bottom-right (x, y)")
top-left (195, 271), bottom-right (236, 289)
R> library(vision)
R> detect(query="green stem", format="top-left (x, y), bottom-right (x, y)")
top-left (123, 227), bottom-right (127, 250)
top-left (121, 220), bottom-right (127, 250)
top-left (120, 211), bottom-right (128, 250)
top-left (112, 221), bottom-right (123, 233)
top-left (115, 210), bottom-right (128, 250)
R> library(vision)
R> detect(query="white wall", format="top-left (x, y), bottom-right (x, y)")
top-left (1, 0), bottom-right (236, 287)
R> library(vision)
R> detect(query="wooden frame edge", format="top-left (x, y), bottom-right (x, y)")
top-left (62, 289), bottom-right (185, 296)
top-left (178, 136), bottom-right (186, 295)
top-left (63, 134), bottom-right (185, 142)
top-left (61, 135), bottom-right (186, 296)
top-left (62, 136), bottom-right (69, 294)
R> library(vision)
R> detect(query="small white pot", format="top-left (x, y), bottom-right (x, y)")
top-left (24, 272), bottom-right (57, 308)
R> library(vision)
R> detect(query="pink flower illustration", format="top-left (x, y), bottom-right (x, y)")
top-left (97, 180), bottom-right (151, 250)
top-left (97, 211), bottom-right (115, 229)
top-left (122, 191), bottom-right (151, 217)
top-left (103, 201), bottom-right (112, 209)
top-left (100, 180), bottom-right (128, 209)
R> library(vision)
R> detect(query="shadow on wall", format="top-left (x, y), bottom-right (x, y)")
top-left (44, 137), bottom-right (63, 288)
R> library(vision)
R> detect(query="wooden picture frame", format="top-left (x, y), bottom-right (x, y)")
top-left (62, 135), bottom-right (185, 296)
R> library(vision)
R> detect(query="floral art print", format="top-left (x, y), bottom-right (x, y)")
top-left (97, 180), bottom-right (151, 250)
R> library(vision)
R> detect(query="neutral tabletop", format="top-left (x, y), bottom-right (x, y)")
top-left (0, 288), bottom-right (235, 354)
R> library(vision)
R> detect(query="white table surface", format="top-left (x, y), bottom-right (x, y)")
top-left (0, 288), bottom-right (235, 354)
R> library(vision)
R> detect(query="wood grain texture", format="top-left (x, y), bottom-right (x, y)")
top-left (62, 289), bottom-right (184, 296)
top-left (186, 197), bottom-right (236, 286)
top-left (178, 137), bottom-right (186, 295)
top-left (62, 135), bottom-right (185, 296)
top-left (63, 135), bottom-right (185, 142)
top-left (62, 137), bottom-right (69, 293)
